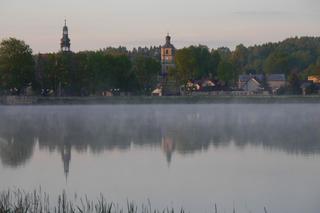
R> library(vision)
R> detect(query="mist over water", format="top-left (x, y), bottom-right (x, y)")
top-left (0, 104), bottom-right (320, 213)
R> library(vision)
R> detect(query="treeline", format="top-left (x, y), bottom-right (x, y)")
top-left (172, 37), bottom-right (320, 89)
top-left (36, 51), bottom-right (160, 96)
top-left (0, 38), bottom-right (161, 96)
top-left (0, 37), bottom-right (320, 96)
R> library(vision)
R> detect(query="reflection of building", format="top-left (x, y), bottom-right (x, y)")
top-left (161, 137), bottom-right (175, 165)
top-left (60, 19), bottom-right (71, 52)
top-left (61, 143), bottom-right (71, 181)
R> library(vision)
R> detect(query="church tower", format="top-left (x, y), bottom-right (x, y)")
top-left (161, 34), bottom-right (175, 77)
top-left (60, 19), bottom-right (71, 52)
top-left (160, 34), bottom-right (179, 95)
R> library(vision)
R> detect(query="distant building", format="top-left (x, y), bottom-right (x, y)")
top-left (160, 34), bottom-right (179, 95)
top-left (267, 74), bottom-right (286, 94)
top-left (151, 88), bottom-right (162, 96)
top-left (242, 78), bottom-right (264, 93)
top-left (238, 74), bottom-right (286, 94)
top-left (238, 74), bottom-right (264, 89)
top-left (308, 75), bottom-right (320, 84)
top-left (161, 34), bottom-right (175, 76)
top-left (60, 19), bottom-right (71, 52)
top-left (301, 80), bottom-right (320, 95)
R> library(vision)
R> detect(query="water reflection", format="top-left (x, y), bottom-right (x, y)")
top-left (0, 104), bottom-right (320, 174)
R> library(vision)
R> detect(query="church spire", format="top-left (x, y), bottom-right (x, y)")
top-left (60, 19), bottom-right (71, 52)
top-left (166, 33), bottom-right (171, 45)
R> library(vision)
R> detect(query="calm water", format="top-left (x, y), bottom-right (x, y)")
top-left (0, 104), bottom-right (320, 213)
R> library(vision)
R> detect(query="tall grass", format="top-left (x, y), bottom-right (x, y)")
top-left (0, 189), bottom-right (268, 213)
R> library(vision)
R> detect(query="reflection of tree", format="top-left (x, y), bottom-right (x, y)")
top-left (0, 105), bottom-right (320, 169)
top-left (0, 131), bottom-right (35, 168)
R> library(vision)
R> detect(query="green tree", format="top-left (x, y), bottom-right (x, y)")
top-left (0, 38), bottom-right (35, 94)
top-left (55, 52), bottom-right (75, 95)
top-left (216, 47), bottom-right (231, 60)
top-left (36, 53), bottom-right (58, 93)
top-left (110, 55), bottom-right (133, 92)
top-left (132, 56), bottom-right (161, 93)
top-left (288, 72), bottom-right (301, 94)
top-left (263, 51), bottom-right (290, 75)
top-left (210, 50), bottom-right (221, 77)
top-left (173, 45), bottom-right (220, 85)
top-left (217, 60), bottom-right (235, 85)
top-left (174, 48), bottom-right (197, 85)
top-left (232, 44), bottom-right (248, 76)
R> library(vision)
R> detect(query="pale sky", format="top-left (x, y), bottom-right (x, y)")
top-left (1, 0), bottom-right (319, 53)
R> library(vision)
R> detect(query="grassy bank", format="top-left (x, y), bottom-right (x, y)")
top-left (0, 189), bottom-right (269, 213)
top-left (1, 95), bottom-right (320, 105)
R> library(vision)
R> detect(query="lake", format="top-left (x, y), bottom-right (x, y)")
top-left (0, 104), bottom-right (320, 213)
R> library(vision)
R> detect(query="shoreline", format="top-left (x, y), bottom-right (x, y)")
top-left (1, 95), bottom-right (320, 105)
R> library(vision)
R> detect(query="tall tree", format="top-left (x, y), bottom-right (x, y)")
top-left (174, 48), bottom-right (197, 85)
top-left (217, 60), bottom-right (235, 86)
top-left (232, 44), bottom-right (248, 76)
top-left (0, 38), bottom-right (35, 94)
top-left (132, 56), bottom-right (161, 92)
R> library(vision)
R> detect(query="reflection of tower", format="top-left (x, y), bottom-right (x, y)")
top-left (61, 143), bottom-right (71, 181)
top-left (161, 137), bottom-right (175, 166)
top-left (60, 19), bottom-right (71, 52)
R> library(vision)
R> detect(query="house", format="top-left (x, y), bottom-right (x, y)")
top-left (300, 81), bottom-right (313, 96)
top-left (238, 74), bottom-right (264, 89)
top-left (267, 74), bottom-right (286, 93)
top-left (152, 88), bottom-right (162, 96)
top-left (242, 78), bottom-right (264, 93)
top-left (200, 80), bottom-right (216, 92)
top-left (300, 80), bottom-right (320, 96)
top-left (201, 80), bottom-right (215, 88)
top-left (308, 75), bottom-right (320, 84)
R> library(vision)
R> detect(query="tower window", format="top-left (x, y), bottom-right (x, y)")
top-left (165, 49), bottom-right (169, 54)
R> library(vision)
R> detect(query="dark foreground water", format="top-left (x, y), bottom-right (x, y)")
top-left (0, 104), bottom-right (320, 213)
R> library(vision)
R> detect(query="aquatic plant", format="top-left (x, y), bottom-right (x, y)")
top-left (0, 189), bottom-right (268, 213)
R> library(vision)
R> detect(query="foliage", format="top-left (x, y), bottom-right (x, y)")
top-left (0, 38), bottom-right (35, 94)
top-left (132, 56), bottom-right (161, 93)
top-left (0, 189), bottom-right (269, 213)
top-left (174, 47), bottom-right (197, 85)
top-left (174, 45), bottom-right (220, 85)
top-left (287, 72), bottom-right (302, 94)
top-left (217, 60), bottom-right (235, 85)
top-left (4, 36), bottom-right (320, 95)
top-left (36, 50), bottom-right (160, 96)
top-left (171, 37), bottom-right (320, 88)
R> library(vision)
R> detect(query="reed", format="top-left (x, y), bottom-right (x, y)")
top-left (0, 189), bottom-right (269, 213)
